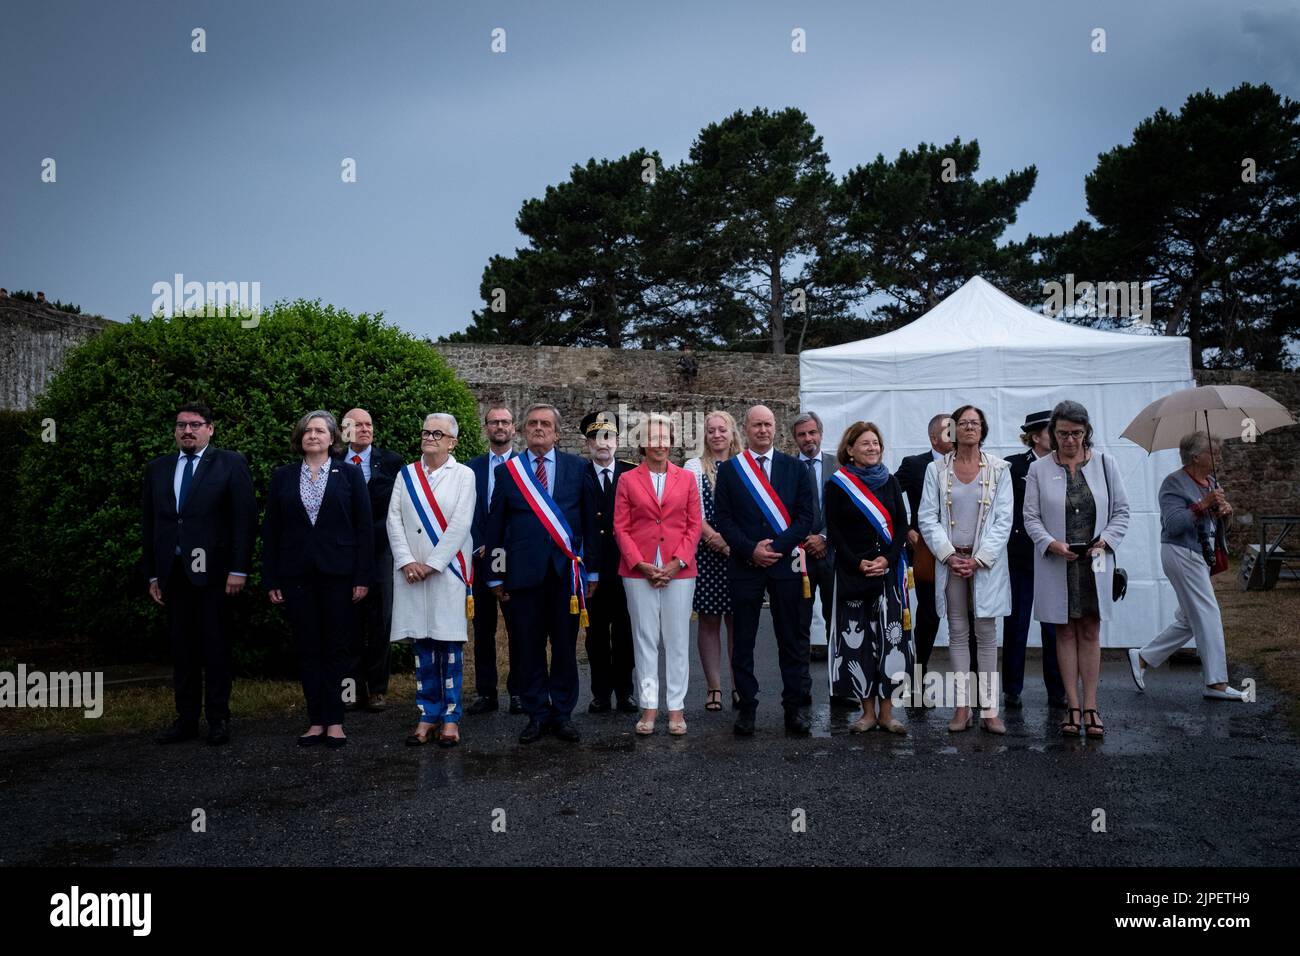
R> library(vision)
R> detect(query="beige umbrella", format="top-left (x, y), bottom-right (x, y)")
top-left (1121, 384), bottom-right (1297, 454)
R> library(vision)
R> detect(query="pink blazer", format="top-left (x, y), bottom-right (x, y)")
top-left (612, 461), bottom-right (702, 578)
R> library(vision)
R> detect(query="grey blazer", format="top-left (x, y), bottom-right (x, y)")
top-left (1159, 468), bottom-right (1226, 553)
top-left (1022, 451), bottom-right (1130, 624)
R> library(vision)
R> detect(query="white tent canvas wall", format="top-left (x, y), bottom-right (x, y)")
top-left (799, 276), bottom-right (1196, 649)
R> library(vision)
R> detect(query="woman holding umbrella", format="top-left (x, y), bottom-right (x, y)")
top-left (1127, 432), bottom-right (1246, 701)
top-left (1119, 384), bottom-right (1295, 702)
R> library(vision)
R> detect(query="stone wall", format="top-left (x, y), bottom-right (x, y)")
top-left (433, 343), bottom-right (802, 459)
top-left (1194, 370), bottom-right (1300, 553)
top-left (0, 300), bottom-right (113, 411)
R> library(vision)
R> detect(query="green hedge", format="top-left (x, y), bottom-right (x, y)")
top-left (13, 300), bottom-right (483, 673)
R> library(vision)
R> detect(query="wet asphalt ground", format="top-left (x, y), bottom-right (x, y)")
top-left (2, 613), bottom-right (1298, 867)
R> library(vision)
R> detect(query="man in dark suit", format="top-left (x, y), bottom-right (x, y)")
top-left (1004, 410), bottom-right (1067, 709)
top-left (791, 412), bottom-right (840, 678)
top-left (465, 405), bottom-right (522, 716)
top-left (142, 402), bottom-right (256, 745)
top-left (895, 412), bottom-right (957, 695)
top-left (714, 404), bottom-right (816, 736)
top-left (580, 411), bottom-right (637, 714)
top-left (485, 403), bottom-right (600, 744)
top-left (336, 408), bottom-right (405, 712)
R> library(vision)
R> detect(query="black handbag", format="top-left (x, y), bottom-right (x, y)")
top-left (1099, 453), bottom-right (1127, 602)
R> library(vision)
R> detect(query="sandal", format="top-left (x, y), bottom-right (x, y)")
top-left (705, 688), bottom-right (723, 712)
top-left (635, 712), bottom-right (656, 735)
top-left (405, 722), bottom-right (439, 746)
top-left (668, 715), bottom-right (687, 736)
top-left (849, 713), bottom-right (877, 733)
top-left (1082, 709), bottom-right (1105, 739)
top-left (1061, 708), bottom-right (1082, 736)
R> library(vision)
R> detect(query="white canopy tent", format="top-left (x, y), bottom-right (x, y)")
top-left (799, 276), bottom-right (1196, 648)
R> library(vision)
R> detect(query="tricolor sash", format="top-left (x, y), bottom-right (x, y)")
top-left (400, 462), bottom-right (475, 620)
top-left (734, 450), bottom-right (811, 597)
top-left (829, 467), bottom-right (912, 631)
top-left (504, 454), bottom-right (589, 625)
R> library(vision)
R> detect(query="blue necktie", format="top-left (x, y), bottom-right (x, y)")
top-left (177, 454), bottom-right (196, 512)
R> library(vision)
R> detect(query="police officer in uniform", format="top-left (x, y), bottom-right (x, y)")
top-left (581, 412), bottom-right (638, 713)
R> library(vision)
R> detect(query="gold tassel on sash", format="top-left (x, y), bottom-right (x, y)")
top-left (903, 608), bottom-right (912, 631)
top-left (465, 594), bottom-right (475, 621)
top-left (580, 608), bottom-right (590, 628)
top-left (906, 567), bottom-right (915, 590)
top-left (570, 594), bottom-right (579, 615)
top-left (802, 573), bottom-right (811, 599)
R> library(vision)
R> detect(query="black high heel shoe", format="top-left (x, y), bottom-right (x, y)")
top-left (1061, 708), bottom-right (1083, 736)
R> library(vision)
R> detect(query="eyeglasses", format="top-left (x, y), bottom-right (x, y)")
top-left (1056, 429), bottom-right (1085, 441)
top-left (956, 421), bottom-right (982, 430)
top-left (175, 420), bottom-right (208, 431)
top-left (485, 418), bottom-right (512, 427)
top-left (421, 429), bottom-right (449, 441)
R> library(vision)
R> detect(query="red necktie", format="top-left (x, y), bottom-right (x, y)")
top-left (352, 455), bottom-right (362, 465)
top-left (535, 454), bottom-right (548, 491)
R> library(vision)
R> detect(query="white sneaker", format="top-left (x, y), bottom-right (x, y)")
top-left (1203, 686), bottom-right (1246, 701)
top-left (1127, 648), bottom-right (1146, 692)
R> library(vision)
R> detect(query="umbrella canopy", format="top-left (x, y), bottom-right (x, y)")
top-left (1120, 384), bottom-right (1296, 452)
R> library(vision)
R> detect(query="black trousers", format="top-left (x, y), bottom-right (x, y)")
top-left (797, 553), bottom-right (835, 645)
top-left (730, 574), bottom-right (809, 714)
top-left (349, 555), bottom-right (392, 698)
top-left (471, 553), bottom-right (519, 698)
top-left (163, 558), bottom-right (233, 725)
top-left (283, 575), bottom-right (353, 727)
top-left (507, 564), bottom-right (580, 722)
top-left (584, 572), bottom-right (633, 703)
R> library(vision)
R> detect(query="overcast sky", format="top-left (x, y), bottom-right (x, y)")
top-left (3, 0), bottom-right (1297, 338)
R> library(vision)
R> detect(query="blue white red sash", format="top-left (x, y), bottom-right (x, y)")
top-left (829, 467), bottom-right (912, 630)
top-left (734, 450), bottom-right (810, 596)
top-left (505, 454), bottom-right (589, 623)
top-left (401, 462), bottom-right (474, 618)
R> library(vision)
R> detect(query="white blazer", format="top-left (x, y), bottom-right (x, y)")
top-left (386, 458), bottom-right (476, 643)
top-left (918, 451), bottom-right (1014, 620)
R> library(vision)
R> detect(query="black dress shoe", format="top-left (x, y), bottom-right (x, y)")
top-left (156, 720), bottom-right (200, 744)
top-left (324, 734), bottom-right (348, 749)
top-left (466, 695), bottom-right (499, 716)
top-left (615, 695), bottom-right (639, 714)
top-left (733, 712), bottom-right (756, 736)
top-left (298, 732), bottom-right (324, 747)
top-left (784, 708), bottom-right (812, 735)
top-left (587, 698), bottom-right (612, 714)
top-left (552, 719), bottom-right (580, 742)
top-left (206, 719), bottom-right (231, 746)
top-left (519, 719), bottom-right (547, 744)
top-left (1003, 694), bottom-right (1023, 709)
top-left (508, 695), bottom-right (525, 715)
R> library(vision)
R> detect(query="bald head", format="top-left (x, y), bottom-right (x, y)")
top-left (342, 407), bottom-right (373, 452)
top-left (744, 404), bottom-right (776, 454)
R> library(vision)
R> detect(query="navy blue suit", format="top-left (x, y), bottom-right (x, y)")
top-left (467, 448), bottom-right (519, 699)
top-left (714, 450), bottom-right (815, 714)
top-left (1004, 449), bottom-right (1064, 701)
top-left (485, 448), bottom-right (600, 722)
top-left (263, 459), bottom-right (374, 727)
top-left (141, 446), bottom-right (256, 726)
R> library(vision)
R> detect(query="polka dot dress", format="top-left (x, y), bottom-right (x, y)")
top-left (692, 464), bottom-right (731, 616)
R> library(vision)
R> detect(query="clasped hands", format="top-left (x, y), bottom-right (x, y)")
top-left (858, 556), bottom-right (889, 578)
top-left (636, 560), bottom-right (682, 589)
top-left (946, 553), bottom-right (978, 578)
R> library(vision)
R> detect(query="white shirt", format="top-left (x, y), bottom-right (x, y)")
top-left (174, 445), bottom-right (208, 508)
top-left (345, 443), bottom-right (372, 482)
top-left (799, 452), bottom-right (823, 506)
top-left (750, 449), bottom-right (773, 478)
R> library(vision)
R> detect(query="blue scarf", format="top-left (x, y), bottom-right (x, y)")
top-left (846, 461), bottom-right (890, 491)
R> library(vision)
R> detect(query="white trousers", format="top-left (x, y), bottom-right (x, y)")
top-left (624, 576), bottom-right (696, 710)
top-left (1141, 543), bottom-right (1228, 686)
